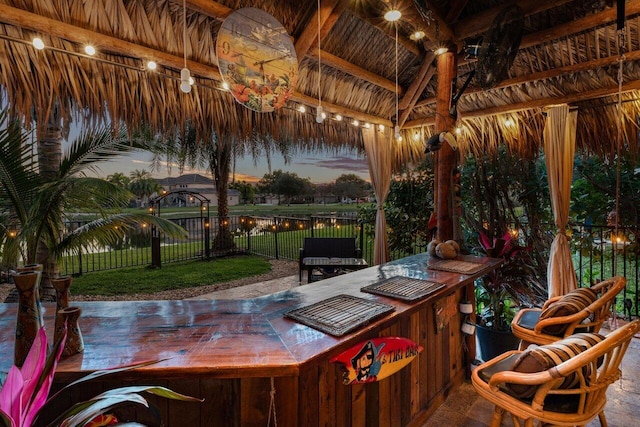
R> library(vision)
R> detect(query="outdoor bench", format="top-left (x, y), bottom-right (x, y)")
top-left (298, 237), bottom-right (367, 283)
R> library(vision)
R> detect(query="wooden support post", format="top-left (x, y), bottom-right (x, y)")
top-left (434, 51), bottom-right (457, 242)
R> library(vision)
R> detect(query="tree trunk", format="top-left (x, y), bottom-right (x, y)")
top-left (35, 108), bottom-right (63, 301)
top-left (210, 135), bottom-right (236, 252)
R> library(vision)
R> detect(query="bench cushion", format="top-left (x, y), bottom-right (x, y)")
top-left (538, 287), bottom-right (598, 336)
top-left (505, 332), bottom-right (605, 398)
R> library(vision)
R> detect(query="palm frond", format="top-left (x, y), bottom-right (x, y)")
top-left (0, 111), bottom-right (40, 225)
top-left (58, 125), bottom-right (148, 179)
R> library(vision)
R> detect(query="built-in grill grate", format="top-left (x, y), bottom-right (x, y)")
top-left (285, 294), bottom-right (395, 336)
top-left (427, 259), bottom-right (486, 275)
top-left (361, 276), bottom-right (446, 301)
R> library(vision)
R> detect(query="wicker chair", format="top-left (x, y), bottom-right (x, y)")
top-left (511, 276), bottom-right (626, 349)
top-left (472, 320), bottom-right (640, 427)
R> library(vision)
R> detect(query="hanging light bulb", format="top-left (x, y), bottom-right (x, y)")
top-left (84, 45), bottom-right (96, 55)
top-left (394, 125), bottom-right (401, 140)
top-left (335, 114), bottom-right (343, 121)
top-left (298, 105), bottom-right (306, 113)
top-left (32, 37), bottom-right (45, 50)
top-left (316, 106), bottom-right (325, 123)
top-left (180, 68), bottom-right (192, 93)
top-left (179, 0), bottom-right (192, 94)
top-left (147, 61), bottom-right (157, 70)
top-left (315, 0), bottom-right (324, 123)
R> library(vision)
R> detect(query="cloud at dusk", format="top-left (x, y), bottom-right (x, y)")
top-left (297, 156), bottom-right (369, 175)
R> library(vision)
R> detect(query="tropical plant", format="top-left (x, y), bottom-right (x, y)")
top-left (359, 161), bottom-right (434, 256)
top-left (473, 230), bottom-right (546, 331)
top-left (0, 111), bottom-right (187, 296)
top-left (0, 328), bottom-right (202, 427)
top-left (128, 169), bottom-right (162, 207)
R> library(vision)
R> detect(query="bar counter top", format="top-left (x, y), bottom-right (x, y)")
top-left (0, 253), bottom-right (501, 380)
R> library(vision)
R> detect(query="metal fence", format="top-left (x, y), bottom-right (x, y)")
top-left (59, 216), bottom-right (639, 316)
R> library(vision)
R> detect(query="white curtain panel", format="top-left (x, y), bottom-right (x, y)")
top-left (363, 126), bottom-right (391, 265)
top-left (544, 104), bottom-right (578, 298)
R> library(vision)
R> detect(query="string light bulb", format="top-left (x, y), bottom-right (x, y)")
top-left (147, 61), bottom-right (157, 70)
top-left (32, 37), bottom-right (45, 50)
top-left (84, 45), bottom-right (96, 55)
top-left (180, 68), bottom-right (192, 93)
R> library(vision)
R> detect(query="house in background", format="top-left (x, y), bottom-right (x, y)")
top-left (155, 174), bottom-right (240, 206)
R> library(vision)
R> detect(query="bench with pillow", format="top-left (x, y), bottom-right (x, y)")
top-left (511, 276), bottom-right (626, 348)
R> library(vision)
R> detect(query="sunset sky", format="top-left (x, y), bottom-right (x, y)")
top-left (93, 147), bottom-right (370, 184)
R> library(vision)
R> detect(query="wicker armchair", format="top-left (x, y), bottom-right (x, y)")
top-left (511, 276), bottom-right (626, 349)
top-left (472, 320), bottom-right (640, 427)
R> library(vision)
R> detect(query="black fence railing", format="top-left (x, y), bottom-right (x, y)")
top-left (59, 216), bottom-right (639, 316)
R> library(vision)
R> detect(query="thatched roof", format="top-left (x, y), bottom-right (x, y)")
top-left (0, 0), bottom-right (639, 167)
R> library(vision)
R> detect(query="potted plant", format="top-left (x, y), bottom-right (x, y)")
top-left (473, 230), bottom-right (546, 361)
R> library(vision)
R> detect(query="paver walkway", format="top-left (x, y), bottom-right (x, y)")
top-left (186, 274), bottom-right (302, 300)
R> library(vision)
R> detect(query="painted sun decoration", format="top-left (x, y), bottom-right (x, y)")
top-left (217, 8), bottom-right (299, 113)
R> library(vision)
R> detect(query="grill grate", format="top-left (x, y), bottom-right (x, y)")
top-left (285, 294), bottom-right (394, 336)
top-left (361, 276), bottom-right (446, 301)
top-left (427, 259), bottom-right (486, 275)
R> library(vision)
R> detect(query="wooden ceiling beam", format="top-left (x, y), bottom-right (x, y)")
top-left (398, 52), bottom-right (436, 126)
top-left (404, 79), bottom-right (640, 128)
top-left (0, 4), bottom-right (389, 127)
top-left (294, 0), bottom-right (349, 62)
top-left (453, 0), bottom-right (574, 40)
top-left (311, 47), bottom-right (401, 94)
top-left (398, 0), bottom-right (456, 47)
top-left (176, 0), bottom-right (231, 21)
top-left (520, 0), bottom-right (640, 50)
top-left (416, 48), bottom-right (640, 108)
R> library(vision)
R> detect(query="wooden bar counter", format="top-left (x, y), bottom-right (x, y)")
top-left (0, 253), bottom-right (500, 426)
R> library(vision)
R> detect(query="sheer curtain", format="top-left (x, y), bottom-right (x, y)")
top-left (544, 104), bottom-right (578, 298)
top-left (362, 126), bottom-right (392, 265)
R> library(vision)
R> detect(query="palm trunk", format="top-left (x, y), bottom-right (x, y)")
top-left (35, 110), bottom-right (63, 301)
top-left (210, 136), bottom-right (236, 252)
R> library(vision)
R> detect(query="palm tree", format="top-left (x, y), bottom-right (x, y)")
top-left (0, 111), bottom-right (187, 300)
top-left (106, 172), bottom-right (131, 189)
top-left (128, 169), bottom-right (162, 207)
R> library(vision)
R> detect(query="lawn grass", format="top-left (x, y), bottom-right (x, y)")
top-left (72, 203), bottom-right (365, 220)
top-left (70, 255), bottom-right (273, 296)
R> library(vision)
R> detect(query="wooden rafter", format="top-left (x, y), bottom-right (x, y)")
top-left (405, 79), bottom-right (640, 128)
top-left (398, 52), bottom-right (436, 126)
top-left (294, 0), bottom-right (350, 62)
top-left (453, 0), bottom-right (575, 40)
top-left (519, 0), bottom-right (640, 50)
top-left (311, 47), bottom-right (401, 94)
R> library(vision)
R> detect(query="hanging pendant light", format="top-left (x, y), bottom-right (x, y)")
top-left (316, 0), bottom-right (325, 123)
top-left (180, 0), bottom-right (192, 93)
top-left (393, 13), bottom-right (402, 141)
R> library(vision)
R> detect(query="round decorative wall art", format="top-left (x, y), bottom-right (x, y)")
top-left (217, 8), bottom-right (298, 113)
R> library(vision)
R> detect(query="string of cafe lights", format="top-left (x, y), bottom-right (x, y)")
top-left (0, 1), bottom-right (446, 136)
